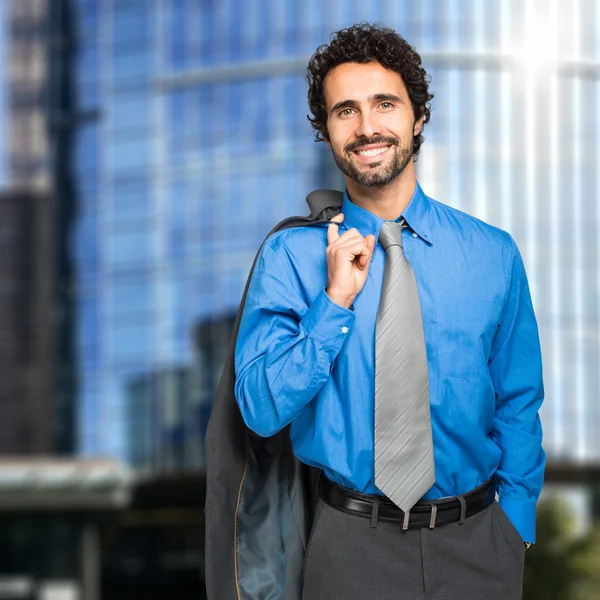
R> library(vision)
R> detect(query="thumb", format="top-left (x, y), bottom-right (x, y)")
top-left (327, 213), bottom-right (344, 245)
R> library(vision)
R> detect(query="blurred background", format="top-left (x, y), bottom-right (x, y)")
top-left (0, 0), bottom-right (599, 598)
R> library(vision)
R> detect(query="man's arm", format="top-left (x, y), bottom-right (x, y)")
top-left (488, 236), bottom-right (546, 545)
top-left (235, 219), bottom-right (375, 438)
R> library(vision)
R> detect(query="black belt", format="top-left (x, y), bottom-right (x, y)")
top-left (319, 476), bottom-right (495, 529)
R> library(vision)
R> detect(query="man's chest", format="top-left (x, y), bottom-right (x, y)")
top-left (295, 237), bottom-right (506, 377)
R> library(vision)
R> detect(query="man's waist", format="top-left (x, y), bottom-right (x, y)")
top-left (309, 458), bottom-right (496, 500)
top-left (293, 415), bottom-right (499, 495)
top-left (318, 475), bottom-right (496, 529)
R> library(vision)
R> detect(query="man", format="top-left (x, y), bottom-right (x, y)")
top-left (208, 23), bottom-right (545, 600)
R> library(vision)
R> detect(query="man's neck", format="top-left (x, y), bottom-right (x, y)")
top-left (345, 165), bottom-right (417, 220)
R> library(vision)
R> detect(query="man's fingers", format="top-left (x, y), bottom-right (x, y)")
top-left (328, 224), bottom-right (374, 272)
top-left (330, 231), bottom-right (374, 267)
top-left (365, 234), bottom-right (376, 254)
top-left (332, 235), bottom-right (366, 252)
top-left (358, 234), bottom-right (376, 269)
top-left (328, 227), bottom-right (363, 250)
top-left (333, 238), bottom-right (372, 263)
top-left (327, 213), bottom-right (344, 245)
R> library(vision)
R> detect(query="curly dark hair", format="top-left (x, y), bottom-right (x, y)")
top-left (306, 23), bottom-right (433, 158)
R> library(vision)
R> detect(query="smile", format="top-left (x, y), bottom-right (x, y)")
top-left (355, 145), bottom-right (391, 157)
top-left (352, 145), bottom-right (392, 162)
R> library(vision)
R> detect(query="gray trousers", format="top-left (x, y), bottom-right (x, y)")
top-left (302, 498), bottom-right (525, 600)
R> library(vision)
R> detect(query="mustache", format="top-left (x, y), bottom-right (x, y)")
top-left (345, 136), bottom-right (399, 153)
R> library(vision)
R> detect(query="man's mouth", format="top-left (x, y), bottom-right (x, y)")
top-left (350, 144), bottom-right (393, 163)
top-left (354, 145), bottom-right (391, 157)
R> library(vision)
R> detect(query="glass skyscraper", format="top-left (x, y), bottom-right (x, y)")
top-left (73, 0), bottom-right (600, 473)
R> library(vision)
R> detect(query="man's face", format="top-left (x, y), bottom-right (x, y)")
top-left (323, 61), bottom-right (423, 188)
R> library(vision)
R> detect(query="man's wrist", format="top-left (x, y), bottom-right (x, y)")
top-left (325, 288), bottom-right (354, 309)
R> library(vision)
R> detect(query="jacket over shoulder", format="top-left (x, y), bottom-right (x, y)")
top-left (205, 189), bottom-right (343, 600)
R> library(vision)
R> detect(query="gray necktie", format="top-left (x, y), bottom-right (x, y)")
top-left (374, 221), bottom-right (435, 513)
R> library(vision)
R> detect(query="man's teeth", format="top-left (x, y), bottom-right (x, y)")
top-left (356, 146), bottom-right (389, 157)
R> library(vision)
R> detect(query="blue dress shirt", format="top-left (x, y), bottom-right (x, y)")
top-left (234, 182), bottom-right (546, 543)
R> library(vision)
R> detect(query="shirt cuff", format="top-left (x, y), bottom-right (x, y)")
top-left (300, 288), bottom-right (355, 354)
top-left (499, 496), bottom-right (537, 544)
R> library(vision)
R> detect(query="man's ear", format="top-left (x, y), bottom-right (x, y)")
top-left (413, 117), bottom-right (424, 136)
top-left (322, 129), bottom-right (331, 144)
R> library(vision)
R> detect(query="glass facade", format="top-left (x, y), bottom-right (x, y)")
top-left (73, 1), bottom-right (600, 469)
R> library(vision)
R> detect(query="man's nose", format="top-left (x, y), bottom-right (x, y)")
top-left (355, 112), bottom-right (382, 139)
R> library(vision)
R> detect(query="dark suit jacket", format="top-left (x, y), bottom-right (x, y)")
top-left (205, 190), bottom-right (344, 600)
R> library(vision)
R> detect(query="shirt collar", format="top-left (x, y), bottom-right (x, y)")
top-left (401, 182), bottom-right (432, 243)
top-left (341, 181), bottom-right (433, 244)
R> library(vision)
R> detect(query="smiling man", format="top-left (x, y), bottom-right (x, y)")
top-left (227, 23), bottom-right (545, 600)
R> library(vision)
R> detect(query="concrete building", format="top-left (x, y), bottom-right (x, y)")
top-left (0, 189), bottom-right (54, 454)
top-left (6, 0), bottom-right (49, 189)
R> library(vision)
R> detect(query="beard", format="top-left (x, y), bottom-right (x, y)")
top-left (331, 135), bottom-right (414, 188)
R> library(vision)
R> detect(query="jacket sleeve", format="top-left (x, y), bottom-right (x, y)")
top-left (488, 236), bottom-right (546, 544)
top-left (234, 240), bottom-right (354, 438)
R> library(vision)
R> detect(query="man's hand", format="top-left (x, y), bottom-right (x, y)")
top-left (325, 214), bottom-right (376, 309)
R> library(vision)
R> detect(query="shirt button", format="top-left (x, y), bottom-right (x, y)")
top-left (341, 326), bottom-right (349, 334)
top-left (412, 232), bottom-right (418, 238)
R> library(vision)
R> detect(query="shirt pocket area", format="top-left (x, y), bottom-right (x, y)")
top-left (434, 299), bottom-right (500, 378)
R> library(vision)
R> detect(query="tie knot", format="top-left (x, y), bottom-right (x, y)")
top-left (379, 221), bottom-right (403, 250)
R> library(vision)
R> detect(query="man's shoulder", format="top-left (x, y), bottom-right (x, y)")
top-left (254, 221), bottom-right (328, 285)
top-left (428, 197), bottom-right (515, 250)
top-left (263, 220), bottom-right (329, 254)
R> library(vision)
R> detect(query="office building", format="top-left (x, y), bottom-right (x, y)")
top-left (73, 1), bottom-right (600, 473)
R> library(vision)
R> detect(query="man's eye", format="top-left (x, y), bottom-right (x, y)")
top-left (380, 101), bottom-right (394, 109)
top-left (340, 108), bottom-right (354, 116)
